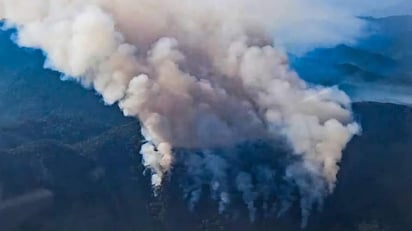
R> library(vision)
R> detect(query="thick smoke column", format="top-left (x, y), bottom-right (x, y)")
top-left (0, 0), bottom-right (360, 225)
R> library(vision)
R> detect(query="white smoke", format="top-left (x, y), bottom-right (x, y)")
top-left (0, 0), bottom-right (362, 226)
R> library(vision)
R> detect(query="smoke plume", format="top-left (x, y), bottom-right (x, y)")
top-left (0, 0), bottom-right (362, 226)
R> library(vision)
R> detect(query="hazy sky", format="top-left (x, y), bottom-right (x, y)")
top-left (332, 0), bottom-right (412, 17)
top-left (275, 0), bottom-right (412, 54)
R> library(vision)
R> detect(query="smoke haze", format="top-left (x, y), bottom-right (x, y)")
top-left (0, 0), bottom-right (370, 226)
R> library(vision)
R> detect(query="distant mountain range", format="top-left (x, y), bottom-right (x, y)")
top-left (292, 15), bottom-right (412, 105)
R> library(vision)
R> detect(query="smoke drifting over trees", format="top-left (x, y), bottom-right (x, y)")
top-left (0, 0), bottom-right (366, 225)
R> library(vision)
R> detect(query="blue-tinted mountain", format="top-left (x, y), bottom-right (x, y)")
top-left (292, 15), bottom-right (412, 105)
